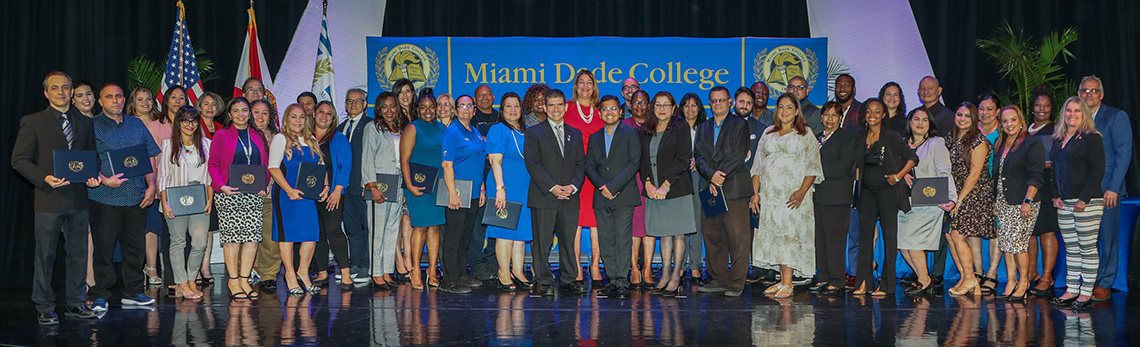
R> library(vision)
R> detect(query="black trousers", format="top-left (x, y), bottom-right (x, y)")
top-left (702, 198), bottom-right (752, 291)
top-left (441, 200), bottom-right (479, 282)
top-left (814, 203), bottom-right (850, 289)
top-left (595, 205), bottom-right (634, 287)
top-left (855, 185), bottom-right (900, 293)
top-left (466, 203), bottom-right (498, 277)
top-left (531, 205), bottom-right (581, 285)
top-left (342, 195), bottom-right (369, 272)
top-left (89, 201), bottom-right (147, 300)
top-left (309, 199), bottom-right (351, 274)
top-left (32, 207), bottom-right (89, 313)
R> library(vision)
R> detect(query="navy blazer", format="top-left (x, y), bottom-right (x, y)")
top-left (639, 121), bottom-right (694, 199)
top-left (1092, 105), bottom-right (1132, 195)
top-left (1051, 132), bottom-right (1105, 203)
top-left (524, 121), bottom-right (585, 208)
top-left (585, 122), bottom-right (642, 208)
top-left (336, 115), bottom-right (372, 195)
top-left (992, 135), bottom-right (1046, 205)
top-left (11, 107), bottom-right (97, 212)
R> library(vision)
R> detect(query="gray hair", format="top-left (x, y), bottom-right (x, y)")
top-left (346, 88), bottom-right (367, 100)
top-left (1080, 75), bottom-right (1104, 91)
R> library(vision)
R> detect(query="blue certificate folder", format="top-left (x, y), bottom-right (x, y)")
top-left (366, 173), bottom-right (402, 201)
top-left (482, 200), bottom-right (522, 230)
top-left (106, 144), bottom-right (153, 178)
top-left (407, 162), bottom-right (441, 195)
top-left (294, 162), bottom-right (327, 200)
top-left (53, 149), bottom-right (98, 182)
top-left (166, 184), bottom-right (207, 217)
top-left (228, 164), bottom-right (267, 193)
top-left (699, 188), bottom-right (728, 218)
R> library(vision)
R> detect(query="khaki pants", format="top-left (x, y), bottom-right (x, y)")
top-left (254, 196), bottom-right (280, 279)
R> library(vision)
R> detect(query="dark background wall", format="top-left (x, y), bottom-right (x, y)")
top-left (1, 0), bottom-right (1136, 288)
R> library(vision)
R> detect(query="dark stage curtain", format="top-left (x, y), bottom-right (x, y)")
top-left (0, 1), bottom-right (306, 289)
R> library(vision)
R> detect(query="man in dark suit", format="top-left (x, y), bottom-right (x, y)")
top-left (11, 72), bottom-right (101, 324)
top-left (693, 86), bottom-right (752, 297)
top-left (524, 89), bottom-right (587, 296)
top-left (789, 76), bottom-right (823, 134)
top-left (834, 74), bottom-right (863, 131)
top-left (1080, 75), bottom-right (1133, 300)
top-left (338, 88), bottom-right (373, 283)
top-left (585, 95), bottom-right (642, 299)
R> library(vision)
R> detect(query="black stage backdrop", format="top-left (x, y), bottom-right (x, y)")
top-left (1, 0), bottom-right (1137, 289)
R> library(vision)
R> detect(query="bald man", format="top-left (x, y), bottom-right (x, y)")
top-left (788, 76), bottom-right (823, 134)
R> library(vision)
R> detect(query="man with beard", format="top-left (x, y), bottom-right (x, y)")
top-left (788, 76), bottom-right (823, 134)
top-left (834, 74), bottom-right (862, 131)
top-left (619, 78), bottom-right (640, 119)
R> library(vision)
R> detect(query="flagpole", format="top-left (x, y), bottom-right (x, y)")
top-left (176, 0), bottom-right (185, 87)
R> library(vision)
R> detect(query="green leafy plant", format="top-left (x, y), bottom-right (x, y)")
top-left (126, 49), bottom-right (217, 94)
top-left (976, 23), bottom-right (1078, 115)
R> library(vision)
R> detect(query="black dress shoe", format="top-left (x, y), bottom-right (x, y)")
top-left (530, 284), bottom-right (554, 297)
top-left (459, 276), bottom-right (483, 288)
top-left (1051, 296), bottom-right (1077, 306)
top-left (312, 277), bottom-right (329, 287)
top-left (697, 282), bottom-right (727, 293)
top-left (63, 305), bottom-right (97, 319)
top-left (616, 287), bottom-right (631, 300)
top-left (340, 282), bottom-right (355, 291)
top-left (899, 274), bottom-right (919, 285)
top-left (38, 311), bottom-right (59, 326)
top-left (260, 279), bottom-right (277, 290)
top-left (511, 274), bottom-right (534, 290)
top-left (820, 286), bottom-right (843, 296)
top-left (439, 282), bottom-right (472, 294)
top-left (809, 282), bottom-right (828, 292)
top-left (746, 266), bottom-right (764, 283)
top-left (597, 284), bottom-right (618, 298)
top-left (561, 281), bottom-right (588, 294)
top-left (1071, 299), bottom-right (1092, 309)
top-left (591, 279), bottom-right (604, 287)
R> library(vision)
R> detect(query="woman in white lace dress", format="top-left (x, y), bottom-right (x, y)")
top-left (750, 93), bottom-right (824, 298)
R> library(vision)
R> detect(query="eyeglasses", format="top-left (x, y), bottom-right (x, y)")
top-left (787, 85), bottom-right (807, 90)
top-left (438, 102), bottom-right (453, 107)
top-left (622, 85), bottom-right (640, 91)
top-left (180, 119), bottom-right (198, 126)
top-left (1078, 88), bottom-right (1102, 94)
top-left (654, 104), bottom-right (674, 108)
top-left (456, 104), bottom-right (475, 109)
top-left (347, 98), bottom-right (366, 104)
top-left (600, 106), bottom-right (620, 112)
top-left (243, 88), bottom-right (264, 93)
top-left (709, 98), bottom-right (729, 104)
top-left (631, 101), bottom-right (648, 105)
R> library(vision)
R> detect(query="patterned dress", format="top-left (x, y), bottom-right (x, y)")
top-left (948, 135), bottom-right (996, 238)
top-left (994, 155), bottom-right (1040, 253)
top-left (750, 127), bottom-right (823, 274)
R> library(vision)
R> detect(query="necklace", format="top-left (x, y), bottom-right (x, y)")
top-left (510, 127), bottom-right (525, 159)
top-left (237, 130), bottom-right (254, 164)
top-left (576, 101), bottom-right (595, 124)
top-left (1028, 121), bottom-right (1049, 134)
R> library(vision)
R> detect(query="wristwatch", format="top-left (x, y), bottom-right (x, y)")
top-left (1023, 198), bottom-right (1033, 204)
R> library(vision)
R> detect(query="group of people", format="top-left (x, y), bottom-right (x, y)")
top-left (14, 67), bottom-right (1131, 326)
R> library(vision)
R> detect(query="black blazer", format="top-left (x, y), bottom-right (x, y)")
top-left (585, 122), bottom-right (642, 208)
top-left (11, 107), bottom-right (97, 212)
top-left (815, 128), bottom-right (858, 206)
top-left (1050, 132), bottom-right (1105, 203)
top-left (524, 121), bottom-right (586, 208)
top-left (337, 115), bottom-right (372, 196)
top-left (640, 121), bottom-right (694, 199)
top-left (992, 136), bottom-right (1045, 205)
top-left (694, 114), bottom-right (751, 200)
top-left (855, 129), bottom-right (919, 212)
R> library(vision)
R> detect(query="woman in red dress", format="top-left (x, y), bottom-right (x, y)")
top-left (563, 69), bottom-right (604, 284)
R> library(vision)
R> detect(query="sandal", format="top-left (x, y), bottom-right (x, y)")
top-left (763, 283), bottom-right (782, 295)
top-left (145, 267), bottom-right (162, 286)
top-left (772, 283), bottom-right (793, 299)
top-left (227, 273), bottom-right (249, 301)
top-left (977, 275), bottom-right (996, 296)
top-left (239, 276), bottom-right (259, 299)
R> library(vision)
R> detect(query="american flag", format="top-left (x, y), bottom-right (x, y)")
top-left (158, 0), bottom-right (205, 104)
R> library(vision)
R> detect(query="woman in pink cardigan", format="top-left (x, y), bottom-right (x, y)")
top-left (207, 97), bottom-right (269, 300)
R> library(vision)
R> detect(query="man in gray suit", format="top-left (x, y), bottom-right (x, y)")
top-left (585, 95), bottom-right (642, 299)
top-left (789, 76), bottom-right (823, 134)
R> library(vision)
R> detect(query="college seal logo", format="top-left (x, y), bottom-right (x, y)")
top-left (69, 161), bottom-right (84, 172)
top-left (414, 173), bottom-right (426, 183)
top-left (242, 174), bottom-right (255, 185)
top-left (376, 44), bottom-right (440, 92)
top-left (923, 186), bottom-right (936, 198)
top-left (306, 175), bottom-right (318, 188)
top-left (179, 195), bottom-right (194, 207)
top-left (754, 45), bottom-right (820, 95)
top-left (124, 156), bottom-right (138, 168)
top-left (708, 197), bottom-right (717, 206)
top-left (379, 182), bottom-right (389, 193)
top-left (496, 208), bottom-right (509, 219)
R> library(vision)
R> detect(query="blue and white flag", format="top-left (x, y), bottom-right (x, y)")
top-left (312, 5), bottom-right (336, 103)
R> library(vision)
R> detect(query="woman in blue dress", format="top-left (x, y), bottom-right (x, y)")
top-left (439, 95), bottom-right (488, 294)
top-left (486, 92), bottom-right (534, 291)
top-left (400, 91), bottom-right (446, 288)
top-left (268, 104), bottom-right (326, 295)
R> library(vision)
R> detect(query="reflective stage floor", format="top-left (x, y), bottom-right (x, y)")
top-left (3, 266), bottom-right (1138, 346)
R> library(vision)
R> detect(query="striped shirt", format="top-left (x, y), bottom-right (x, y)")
top-left (158, 138), bottom-right (212, 192)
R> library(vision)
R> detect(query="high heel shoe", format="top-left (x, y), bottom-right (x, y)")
top-left (948, 281), bottom-right (979, 297)
top-left (496, 279), bottom-right (516, 292)
top-left (1029, 286), bottom-right (1054, 298)
top-left (145, 267), bottom-right (162, 286)
top-left (227, 274), bottom-right (249, 301)
top-left (996, 283), bottom-right (1018, 301)
top-left (1050, 295), bottom-right (1077, 306)
top-left (511, 274), bottom-right (533, 290)
top-left (239, 276), bottom-right (259, 299)
top-left (976, 274), bottom-right (996, 296)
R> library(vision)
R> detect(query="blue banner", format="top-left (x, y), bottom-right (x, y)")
top-left (367, 36), bottom-right (828, 108)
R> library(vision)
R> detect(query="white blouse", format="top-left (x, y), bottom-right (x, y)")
top-left (268, 133), bottom-right (317, 169)
top-left (158, 138), bottom-right (212, 191)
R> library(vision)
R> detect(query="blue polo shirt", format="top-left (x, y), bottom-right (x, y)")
top-left (88, 114), bottom-right (161, 206)
top-left (441, 121), bottom-right (488, 193)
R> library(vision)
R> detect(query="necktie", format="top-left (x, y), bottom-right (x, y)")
top-left (61, 114), bottom-right (73, 149)
top-left (344, 118), bottom-right (355, 139)
top-left (553, 125), bottom-right (564, 156)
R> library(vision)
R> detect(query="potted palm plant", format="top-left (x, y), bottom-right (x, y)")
top-left (976, 23), bottom-right (1078, 116)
